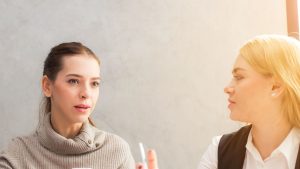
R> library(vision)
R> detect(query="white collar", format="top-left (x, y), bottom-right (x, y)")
top-left (245, 127), bottom-right (300, 169)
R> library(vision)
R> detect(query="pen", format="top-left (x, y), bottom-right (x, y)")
top-left (139, 142), bottom-right (148, 169)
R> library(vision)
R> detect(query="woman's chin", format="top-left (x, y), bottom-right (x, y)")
top-left (71, 114), bottom-right (90, 123)
top-left (229, 112), bottom-right (241, 121)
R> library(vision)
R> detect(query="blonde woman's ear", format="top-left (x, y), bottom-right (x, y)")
top-left (271, 78), bottom-right (284, 97)
top-left (42, 75), bottom-right (52, 97)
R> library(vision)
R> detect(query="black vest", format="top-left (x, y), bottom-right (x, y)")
top-left (218, 125), bottom-right (300, 169)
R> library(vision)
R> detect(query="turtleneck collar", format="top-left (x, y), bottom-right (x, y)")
top-left (36, 113), bottom-right (106, 155)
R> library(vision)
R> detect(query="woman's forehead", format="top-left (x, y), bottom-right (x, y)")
top-left (59, 55), bottom-right (100, 77)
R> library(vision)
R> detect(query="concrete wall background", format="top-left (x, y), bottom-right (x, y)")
top-left (0, 1), bottom-right (287, 169)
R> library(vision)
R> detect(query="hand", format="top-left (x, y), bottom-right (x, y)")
top-left (136, 149), bottom-right (159, 169)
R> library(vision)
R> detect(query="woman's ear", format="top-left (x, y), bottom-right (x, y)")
top-left (42, 75), bottom-right (52, 97)
top-left (271, 78), bottom-right (284, 98)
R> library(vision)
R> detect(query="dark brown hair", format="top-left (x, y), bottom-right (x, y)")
top-left (40, 42), bottom-right (100, 126)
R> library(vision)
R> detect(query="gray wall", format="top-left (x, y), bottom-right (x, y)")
top-left (0, 1), bottom-right (287, 169)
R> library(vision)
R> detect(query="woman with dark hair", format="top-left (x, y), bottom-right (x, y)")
top-left (0, 42), bottom-right (135, 169)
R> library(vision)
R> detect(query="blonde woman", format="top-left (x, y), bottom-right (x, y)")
top-left (139, 35), bottom-right (300, 169)
top-left (198, 35), bottom-right (300, 169)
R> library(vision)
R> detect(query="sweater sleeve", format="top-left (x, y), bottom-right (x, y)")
top-left (118, 152), bottom-right (135, 169)
top-left (117, 141), bottom-right (135, 169)
top-left (0, 137), bottom-right (24, 169)
top-left (0, 152), bottom-right (14, 169)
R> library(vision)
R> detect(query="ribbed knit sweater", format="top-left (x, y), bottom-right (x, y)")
top-left (0, 114), bottom-right (135, 169)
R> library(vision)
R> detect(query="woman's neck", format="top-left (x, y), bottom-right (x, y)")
top-left (50, 113), bottom-right (83, 138)
top-left (251, 118), bottom-right (292, 160)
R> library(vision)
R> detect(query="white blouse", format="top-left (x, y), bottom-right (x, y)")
top-left (197, 128), bottom-right (300, 169)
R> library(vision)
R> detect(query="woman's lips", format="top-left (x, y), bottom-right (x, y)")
top-left (74, 104), bottom-right (91, 113)
top-left (228, 99), bottom-right (236, 108)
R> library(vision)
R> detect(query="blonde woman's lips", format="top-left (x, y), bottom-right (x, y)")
top-left (227, 99), bottom-right (235, 108)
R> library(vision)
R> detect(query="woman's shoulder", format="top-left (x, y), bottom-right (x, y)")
top-left (197, 126), bottom-right (250, 169)
top-left (1, 132), bottom-right (38, 156)
top-left (91, 127), bottom-right (135, 167)
top-left (91, 127), bottom-right (131, 152)
top-left (100, 130), bottom-right (130, 147)
top-left (0, 133), bottom-right (37, 168)
top-left (91, 128), bottom-right (135, 168)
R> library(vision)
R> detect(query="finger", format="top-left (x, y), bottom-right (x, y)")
top-left (136, 163), bottom-right (144, 169)
top-left (147, 149), bottom-right (159, 169)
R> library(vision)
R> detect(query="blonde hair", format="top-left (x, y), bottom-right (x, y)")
top-left (239, 35), bottom-right (300, 127)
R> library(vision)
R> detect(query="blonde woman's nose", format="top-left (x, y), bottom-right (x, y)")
top-left (224, 86), bottom-right (234, 94)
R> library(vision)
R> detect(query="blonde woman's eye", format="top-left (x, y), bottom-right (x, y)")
top-left (234, 76), bottom-right (243, 80)
top-left (68, 79), bottom-right (79, 84)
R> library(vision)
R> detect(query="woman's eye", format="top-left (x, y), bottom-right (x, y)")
top-left (92, 81), bottom-right (100, 87)
top-left (68, 79), bottom-right (79, 85)
top-left (233, 75), bottom-right (243, 80)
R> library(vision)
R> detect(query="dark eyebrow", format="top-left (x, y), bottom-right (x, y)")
top-left (232, 68), bottom-right (246, 74)
top-left (66, 74), bottom-right (101, 80)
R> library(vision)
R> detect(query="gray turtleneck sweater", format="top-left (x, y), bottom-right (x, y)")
top-left (0, 114), bottom-right (135, 169)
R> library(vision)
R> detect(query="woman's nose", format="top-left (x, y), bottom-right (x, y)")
top-left (224, 85), bottom-right (234, 95)
top-left (80, 85), bottom-right (91, 99)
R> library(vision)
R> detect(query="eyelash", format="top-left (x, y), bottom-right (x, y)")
top-left (68, 79), bottom-right (79, 85)
top-left (233, 75), bottom-right (243, 80)
top-left (67, 79), bottom-right (100, 87)
top-left (92, 81), bottom-right (100, 87)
